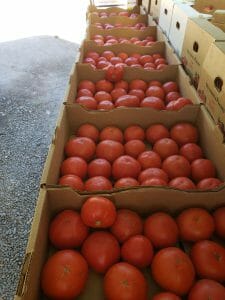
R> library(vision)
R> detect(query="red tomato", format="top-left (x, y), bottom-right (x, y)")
top-left (151, 247), bottom-right (195, 296)
top-left (99, 126), bottom-right (123, 143)
top-left (110, 57), bottom-right (123, 65)
top-left (96, 60), bottom-right (111, 69)
top-left (81, 196), bottom-right (116, 228)
top-left (144, 213), bottom-right (179, 248)
top-left (77, 88), bottom-right (93, 98)
top-left (121, 235), bottom-right (154, 268)
top-left (105, 65), bottom-right (124, 82)
top-left (177, 208), bottom-right (215, 242)
top-left (41, 250), bottom-right (88, 299)
top-left (166, 98), bottom-right (192, 110)
top-left (84, 57), bottom-right (96, 65)
top-left (78, 80), bottom-right (96, 94)
top-left (144, 62), bottom-right (156, 70)
top-left (88, 158), bottom-right (111, 178)
top-left (169, 177), bottom-right (196, 190)
top-left (65, 137), bottom-right (96, 161)
top-left (111, 88), bottom-right (127, 101)
top-left (124, 125), bottom-right (145, 141)
top-left (84, 176), bottom-right (112, 191)
top-left (148, 80), bottom-right (162, 87)
top-left (197, 178), bottom-right (223, 190)
top-left (191, 240), bottom-right (225, 282)
top-left (130, 52), bottom-right (141, 59)
top-left (191, 159), bottom-right (216, 182)
top-left (125, 57), bottom-right (139, 66)
top-left (86, 51), bottom-right (100, 62)
top-left (76, 96), bottom-right (97, 109)
top-left (82, 231), bottom-right (120, 273)
top-left (96, 140), bottom-right (124, 162)
top-left (110, 209), bottom-right (143, 243)
top-left (94, 91), bottom-right (112, 103)
top-left (170, 123), bottom-right (198, 146)
top-left (138, 167), bottom-right (169, 183)
top-left (152, 292), bottom-right (181, 300)
top-left (112, 155), bottom-right (141, 179)
top-left (77, 123), bottom-right (99, 142)
top-left (153, 138), bottom-right (179, 159)
top-left (119, 11), bottom-right (129, 16)
top-left (140, 96), bottom-right (166, 110)
top-left (102, 50), bottom-right (115, 60)
top-left (139, 55), bottom-right (154, 65)
top-left (137, 150), bottom-right (162, 169)
top-left (114, 80), bottom-right (129, 91)
top-left (162, 81), bottom-right (179, 93)
top-left (141, 178), bottom-right (167, 186)
top-left (146, 124), bottom-right (170, 144)
top-left (115, 94), bottom-right (140, 107)
top-left (98, 100), bottom-right (115, 110)
top-left (129, 89), bottom-right (145, 100)
top-left (213, 207), bottom-right (225, 239)
top-left (179, 143), bottom-right (203, 162)
top-left (165, 91), bottom-right (181, 103)
top-left (118, 52), bottom-right (129, 61)
top-left (124, 139), bottom-right (146, 158)
top-left (96, 79), bottom-right (114, 92)
top-left (129, 79), bottom-right (148, 91)
top-left (114, 177), bottom-right (139, 188)
top-left (162, 155), bottom-right (191, 179)
top-left (145, 86), bottom-right (165, 100)
top-left (104, 262), bottom-right (148, 300)
top-left (49, 210), bottom-right (89, 249)
top-left (58, 175), bottom-right (84, 190)
top-left (188, 279), bottom-right (225, 300)
top-left (60, 157), bottom-right (87, 179)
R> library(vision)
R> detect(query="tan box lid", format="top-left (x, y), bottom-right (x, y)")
top-left (213, 10), bottom-right (225, 24)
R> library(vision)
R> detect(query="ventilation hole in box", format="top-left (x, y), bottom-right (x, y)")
top-left (164, 8), bottom-right (168, 15)
top-left (193, 41), bottom-right (199, 52)
top-left (176, 22), bottom-right (180, 30)
top-left (155, 0), bottom-right (158, 5)
top-left (214, 77), bottom-right (223, 92)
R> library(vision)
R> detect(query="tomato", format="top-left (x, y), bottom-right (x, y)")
top-left (140, 97), bottom-right (166, 110)
top-left (88, 158), bottom-right (111, 178)
top-left (167, 98), bottom-right (192, 110)
top-left (96, 79), bottom-right (114, 93)
top-left (144, 212), bottom-right (179, 248)
top-left (118, 52), bottom-right (129, 61)
top-left (96, 140), bottom-right (124, 162)
top-left (115, 94), bottom-right (140, 107)
top-left (155, 58), bottom-right (167, 66)
top-left (82, 231), bottom-right (120, 273)
top-left (162, 155), bottom-right (191, 179)
top-left (148, 80), bottom-right (162, 87)
top-left (130, 52), bottom-right (141, 59)
top-left (124, 125), bottom-right (145, 142)
top-left (141, 178), bottom-right (167, 186)
top-left (179, 143), bottom-right (203, 162)
top-left (213, 207), bottom-right (225, 239)
top-left (137, 150), bottom-right (162, 169)
top-left (99, 126), bottom-right (123, 143)
top-left (84, 176), bottom-right (112, 191)
top-left (170, 123), bottom-right (198, 146)
top-left (110, 209), bottom-right (143, 243)
top-left (169, 177), bottom-right (196, 190)
top-left (129, 79), bottom-right (148, 91)
top-left (138, 167), bottom-right (169, 183)
top-left (129, 89), bottom-right (145, 100)
top-left (191, 159), bottom-right (216, 182)
top-left (60, 157), bottom-right (87, 179)
top-left (144, 62), bottom-right (156, 70)
top-left (102, 50), bottom-right (115, 60)
top-left (191, 240), bottom-right (225, 282)
top-left (58, 175), bottom-right (84, 190)
top-left (114, 177), bottom-right (139, 188)
top-left (94, 91), bottom-right (112, 103)
top-left (77, 123), bottom-right (99, 142)
top-left (78, 80), bottom-right (96, 94)
top-left (105, 65), bottom-right (124, 82)
top-left (111, 88), bottom-right (127, 101)
top-left (86, 51), bottom-right (100, 62)
top-left (162, 81), bottom-right (179, 93)
top-left (145, 86), bottom-right (165, 100)
top-left (197, 178), bottom-right (223, 190)
top-left (139, 55), bottom-right (154, 65)
top-left (151, 247), bottom-right (195, 296)
top-left (84, 57), bottom-right (96, 65)
top-left (96, 60), bottom-right (111, 69)
top-left (110, 57), bottom-right (123, 65)
top-left (188, 279), bottom-right (225, 300)
top-left (104, 262), bottom-right (148, 300)
top-left (94, 39), bottom-right (104, 45)
top-left (152, 292), bottom-right (181, 300)
top-left (81, 196), bottom-right (116, 228)
top-left (112, 155), bottom-right (141, 179)
top-left (41, 250), bottom-right (88, 299)
top-left (65, 137), bottom-right (96, 161)
top-left (77, 88), bottom-right (93, 98)
top-left (177, 208), bottom-right (215, 242)
top-left (119, 11), bottom-right (130, 16)
top-left (98, 100), bottom-right (115, 110)
top-left (125, 57), bottom-right (139, 66)
top-left (153, 138), bottom-right (179, 159)
top-left (76, 96), bottom-right (97, 109)
top-left (146, 124), bottom-right (170, 144)
top-left (165, 91), bottom-right (181, 103)
top-left (114, 80), bottom-right (129, 91)
top-left (124, 139), bottom-right (146, 158)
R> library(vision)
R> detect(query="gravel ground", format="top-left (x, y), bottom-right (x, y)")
top-left (0, 36), bottom-right (79, 300)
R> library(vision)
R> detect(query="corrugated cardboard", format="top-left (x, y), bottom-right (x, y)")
top-left (88, 14), bottom-right (148, 25)
top-left (198, 41), bottom-right (225, 126)
top-left (181, 18), bottom-right (225, 89)
top-left (194, 0), bottom-right (225, 14)
top-left (159, 0), bottom-right (179, 37)
top-left (150, 0), bottom-right (162, 22)
top-left (212, 10), bottom-right (225, 24)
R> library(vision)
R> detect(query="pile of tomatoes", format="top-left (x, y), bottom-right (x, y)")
top-left (91, 11), bottom-right (140, 18)
top-left (93, 22), bottom-right (149, 30)
top-left (75, 78), bottom-right (193, 110)
top-left (41, 196), bottom-right (225, 300)
top-left (59, 122), bottom-right (223, 191)
top-left (92, 34), bottom-right (156, 46)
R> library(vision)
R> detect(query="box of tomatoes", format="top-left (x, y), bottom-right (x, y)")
top-left (88, 13), bottom-right (148, 26)
top-left (15, 187), bottom-right (225, 300)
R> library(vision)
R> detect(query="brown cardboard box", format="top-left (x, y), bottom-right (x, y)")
top-left (14, 184), bottom-right (225, 300)
top-left (194, 0), bottom-right (225, 14)
top-left (198, 41), bottom-right (225, 126)
top-left (212, 21), bottom-right (225, 32)
top-left (150, 0), bottom-right (162, 22)
top-left (88, 14), bottom-right (148, 25)
top-left (212, 10), bottom-right (225, 24)
top-left (181, 18), bottom-right (225, 89)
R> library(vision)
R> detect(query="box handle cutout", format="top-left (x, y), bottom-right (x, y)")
top-left (193, 41), bottom-right (199, 53)
top-left (155, 0), bottom-right (158, 5)
top-left (164, 8), bottom-right (168, 15)
top-left (214, 77), bottom-right (223, 92)
top-left (176, 22), bottom-right (180, 30)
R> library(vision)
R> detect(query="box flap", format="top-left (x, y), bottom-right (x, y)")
top-left (213, 10), bottom-right (225, 24)
top-left (190, 17), bottom-right (225, 39)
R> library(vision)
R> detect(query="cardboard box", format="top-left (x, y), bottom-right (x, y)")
top-left (88, 14), bottom-right (148, 25)
top-left (212, 22), bottom-right (225, 33)
top-left (159, 0), bottom-right (178, 37)
top-left (181, 18), bottom-right (225, 89)
top-left (14, 186), bottom-right (225, 300)
top-left (194, 0), bottom-right (225, 14)
top-left (198, 41), bottom-right (225, 126)
top-left (142, 0), bottom-right (151, 13)
top-left (212, 10), bottom-right (225, 24)
top-left (150, 0), bottom-right (162, 22)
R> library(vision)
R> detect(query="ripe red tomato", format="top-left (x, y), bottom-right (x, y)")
top-left (111, 88), bottom-right (127, 101)
top-left (65, 137), bottom-right (96, 161)
top-left (115, 94), bottom-right (140, 107)
top-left (140, 97), bottom-right (166, 110)
top-left (102, 50), bottom-right (115, 60)
top-left (49, 210), bottom-right (89, 249)
top-left (81, 196), bottom-right (116, 228)
top-left (139, 55), bottom-right (154, 65)
top-left (77, 88), bottom-right (93, 98)
top-left (124, 125), bottom-right (145, 141)
top-left (148, 80), bottom-right (162, 87)
top-left (162, 155), bottom-right (191, 179)
top-left (88, 158), bottom-right (111, 178)
top-left (125, 57), bottom-right (139, 66)
top-left (144, 212), bottom-right (179, 248)
top-left (141, 178), bottom-right (167, 186)
top-left (99, 126), bottom-right (123, 143)
top-left (213, 207), bottom-right (225, 239)
top-left (191, 159), bottom-right (216, 182)
top-left (96, 60), bottom-right (111, 69)
top-left (118, 52), bottom-right (129, 61)
top-left (94, 91), bottom-right (112, 103)
top-left (137, 150), bottom-right (162, 169)
top-left (152, 292), bottom-right (181, 300)
top-left (96, 140), bottom-right (124, 162)
top-left (112, 155), bottom-right (141, 179)
top-left (114, 177), bottom-right (139, 188)
top-left (110, 209), bottom-right (143, 243)
top-left (153, 138), bottom-right (179, 159)
top-left (170, 123), bottom-right (198, 146)
top-left (151, 247), bottom-right (195, 296)
top-left (145, 86), bottom-right (165, 100)
top-left (165, 91), bottom-right (181, 103)
top-left (129, 79), bottom-right (148, 91)
top-left (146, 124), bottom-right (170, 144)
top-left (124, 139), bottom-right (146, 158)
top-left (166, 98), bottom-right (192, 110)
top-left (76, 96), bottom-right (98, 109)
top-left (169, 177), bottom-right (196, 190)
top-left (110, 57), bottom-right (123, 65)
top-left (105, 65), bottom-right (124, 82)
top-left (77, 123), bottom-right (99, 142)
top-left (98, 100), bottom-right (115, 110)
top-left (82, 231), bottom-right (120, 273)
top-left (197, 178), bottom-right (222, 190)
top-left (162, 81), bottom-right (179, 93)
top-left (177, 208), bottom-right (215, 242)
top-left (179, 143), bottom-right (203, 162)
top-left (86, 51), bottom-right (100, 62)
top-left (191, 240), bottom-right (225, 282)
top-left (41, 250), bottom-right (88, 299)
top-left (114, 80), bottom-right (129, 91)
top-left (129, 89), bottom-right (145, 100)
top-left (84, 176), bottom-right (112, 191)
top-left (78, 80), bottom-right (96, 94)
top-left (58, 175), bottom-right (84, 190)
top-left (60, 157), bottom-right (87, 179)
top-left (96, 79), bottom-right (114, 93)
top-left (188, 279), bottom-right (225, 300)
top-left (138, 167), bottom-right (169, 183)
top-left (104, 262), bottom-right (148, 300)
